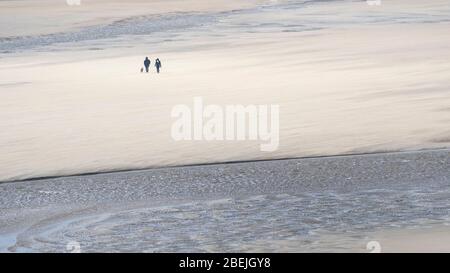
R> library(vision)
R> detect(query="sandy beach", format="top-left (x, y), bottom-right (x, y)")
top-left (0, 149), bottom-right (449, 252)
top-left (0, 0), bottom-right (264, 37)
top-left (0, 0), bottom-right (449, 253)
top-left (1, 0), bottom-right (450, 182)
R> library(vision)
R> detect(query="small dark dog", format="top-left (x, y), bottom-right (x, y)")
top-left (140, 67), bottom-right (144, 73)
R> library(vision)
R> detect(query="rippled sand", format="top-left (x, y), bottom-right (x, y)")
top-left (0, 149), bottom-right (449, 252)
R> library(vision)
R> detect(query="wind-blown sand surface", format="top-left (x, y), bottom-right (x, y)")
top-left (1, 0), bottom-right (450, 182)
top-left (0, 0), bottom-right (449, 253)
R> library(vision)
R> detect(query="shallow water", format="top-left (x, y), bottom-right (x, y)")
top-left (4, 187), bottom-right (450, 252)
top-left (1, 149), bottom-right (449, 252)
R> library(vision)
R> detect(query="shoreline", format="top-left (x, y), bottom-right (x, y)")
top-left (0, 0), bottom-right (266, 38)
top-left (1, 148), bottom-right (449, 252)
top-left (1, 147), bottom-right (448, 184)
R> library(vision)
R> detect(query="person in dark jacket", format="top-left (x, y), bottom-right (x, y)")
top-left (155, 58), bottom-right (162, 74)
top-left (144, 57), bottom-right (151, 73)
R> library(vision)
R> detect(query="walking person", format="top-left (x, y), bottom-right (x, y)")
top-left (155, 58), bottom-right (162, 74)
top-left (144, 57), bottom-right (151, 73)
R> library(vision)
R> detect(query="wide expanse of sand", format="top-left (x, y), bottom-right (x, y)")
top-left (308, 223), bottom-right (450, 253)
top-left (1, 0), bottom-right (450, 182)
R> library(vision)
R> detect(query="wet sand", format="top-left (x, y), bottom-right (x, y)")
top-left (0, 0), bottom-right (263, 38)
top-left (0, 149), bottom-right (449, 252)
top-left (1, 0), bottom-right (450, 253)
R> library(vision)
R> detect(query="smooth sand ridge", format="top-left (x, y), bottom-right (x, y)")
top-left (1, 0), bottom-right (450, 181)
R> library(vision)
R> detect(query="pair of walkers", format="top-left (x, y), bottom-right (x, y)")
top-left (143, 57), bottom-right (162, 73)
